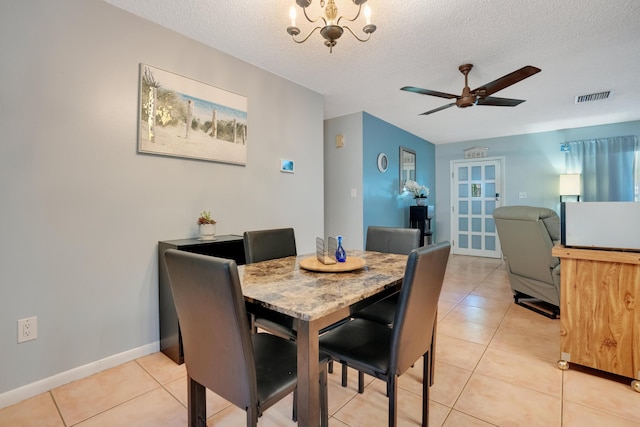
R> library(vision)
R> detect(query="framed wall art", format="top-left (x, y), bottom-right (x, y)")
top-left (138, 63), bottom-right (248, 165)
top-left (280, 159), bottom-right (295, 173)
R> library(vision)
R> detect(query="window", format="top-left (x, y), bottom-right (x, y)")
top-left (566, 135), bottom-right (639, 202)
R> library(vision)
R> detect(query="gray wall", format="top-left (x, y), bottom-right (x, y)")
top-left (435, 120), bottom-right (640, 243)
top-left (0, 0), bottom-right (324, 397)
top-left (324, 113), bottom-right (364, 249)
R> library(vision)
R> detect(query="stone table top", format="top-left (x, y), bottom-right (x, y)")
top-left (238, 250), bottom-right (408, 321)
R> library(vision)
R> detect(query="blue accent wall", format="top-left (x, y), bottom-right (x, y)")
top-left (362, 112), bottom-right (435, 245)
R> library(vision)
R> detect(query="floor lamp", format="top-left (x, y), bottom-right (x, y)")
top-left (559, 174), bottom-right (581, 202)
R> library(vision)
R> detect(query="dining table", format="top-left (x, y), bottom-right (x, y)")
top-left (238, 249), bottom-right (409, 427)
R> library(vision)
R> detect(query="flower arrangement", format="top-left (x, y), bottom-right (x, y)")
top-left (404, 179), bottom-right (430, 198)
top-left (197, 210), bottom-right (217, 225)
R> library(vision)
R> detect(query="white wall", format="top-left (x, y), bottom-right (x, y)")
top-left (0, 0), bottom-right (324, 398)
top-left (324, 113), bottom-right (364, 250)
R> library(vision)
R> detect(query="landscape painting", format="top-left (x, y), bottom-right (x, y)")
top-left (138, 63), bottom-right (247, 165)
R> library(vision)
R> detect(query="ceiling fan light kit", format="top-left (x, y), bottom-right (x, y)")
top-left (287, 0), bottom-right (376, 53)
top-left (401, 64), bottom-right (541, 116)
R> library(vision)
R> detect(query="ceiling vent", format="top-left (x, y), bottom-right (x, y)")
top-left (575, 91), bottom-right (611, 103)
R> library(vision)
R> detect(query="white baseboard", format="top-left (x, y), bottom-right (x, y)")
top-left (0, 341), bottom-right (159, 410)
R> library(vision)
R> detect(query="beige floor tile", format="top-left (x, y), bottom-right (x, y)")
top-left (458, 294), bottom-right (512, 312)
top-left (163, 376), bottom-right (232, 418)
top-left (51, 361), bottom-right (160, 425)
top-left (474, 347), bottom-right (563, 397)
top-left (437, 299), bottom-right (458, 319)
top-left (443, 410), bottom-right (497, 427)
top-left (0, 392), bottom-right (64, 427)
top-left (437, 316), bottom-right (497, 346)
top-left (562, 400), bottom-right (640, 427)
top-left (468, 285), bottom-right (514, 302)
top-left (74, 388), bottom-right (185, 427)
top-left (332, 383), bottom-right (449, 427)
top-left (445, 304), bottom-right (508, 328)
top-left (489, 324), bottom-right (560, 363)
top-left (435, 334), bottom-right (486, 371)
top-left (563, 369), bottom-right (640, 423)
top-left (427, 361), bottom-right (473, 408)
top-left (454, 374), bottom-right (561, 426)
top-left (500, 305), bottom-right (560, 337)
top-left (206, 395), bottom-right (297, 426)
top-left (136, 352), bottom-right (186, 385)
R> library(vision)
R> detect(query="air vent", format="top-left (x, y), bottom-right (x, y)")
top-left (575, 91), bottom-right (611, 103)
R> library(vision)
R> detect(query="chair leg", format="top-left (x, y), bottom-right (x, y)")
top-left (423, 352), bottom-right (430, 426)
top-left (341, 363), bottom-right (348, 387)
top-left (188, 376), bottom-right (207, 427)
top-left (388, 376), bottom-right (398, 427)
top-left (328, 360), bottom-right (334, 374)
top-left (430, 319), bottom-right (437, 386)
top-left (358, 371), bottom-right (365, 394)
top-left (246, 406), bottom-right (258, 427)
top-left (292, 389), bottom-right (297, 422)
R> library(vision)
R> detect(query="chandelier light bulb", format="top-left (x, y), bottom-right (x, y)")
top-left (364, 5), bottom-right (371, 25)
top-left (289, 5), bottom-right (297, 27)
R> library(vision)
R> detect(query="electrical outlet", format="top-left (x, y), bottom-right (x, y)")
top-left (519, 192), bottom-right (527, 199)
top-left (18, 316), bottom-right (37, 343)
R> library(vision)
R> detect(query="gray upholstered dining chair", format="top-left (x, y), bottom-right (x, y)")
top-left (163, 249), bottom-right (328, 427)
top-left (319, 242), bottom-right (451, 427)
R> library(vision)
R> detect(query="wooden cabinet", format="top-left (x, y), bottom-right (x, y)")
top-left (158, 235), bottom-right (245, 364)
top-left (552, 244), bottom-right (640, 390)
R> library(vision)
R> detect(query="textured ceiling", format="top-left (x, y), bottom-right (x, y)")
top-left (103, 0), bottom-right (640, 144)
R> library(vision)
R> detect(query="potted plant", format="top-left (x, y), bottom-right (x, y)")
top-left (404, 179), bottom-right (430, 206)
top-left (197, 210), bottom-right (217, 240)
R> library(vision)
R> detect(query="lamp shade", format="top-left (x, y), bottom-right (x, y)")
top-left (559, 174), bottom-right (581, 196)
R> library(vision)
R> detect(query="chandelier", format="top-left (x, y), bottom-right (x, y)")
top-left (286, 0), bottom-right (377, 53)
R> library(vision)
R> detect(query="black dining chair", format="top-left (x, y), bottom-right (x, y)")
top-left (319, 242), bottom-right (450, 427)
top-left (342, 226), bottom-right (421, 391)
top-left (243, 228), bottom-right (299, 339)
top-left (163, 249), bottom-right (328, 427)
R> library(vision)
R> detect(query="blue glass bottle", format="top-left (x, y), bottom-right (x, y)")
top-left (336, 235), bottom-right (347, 262)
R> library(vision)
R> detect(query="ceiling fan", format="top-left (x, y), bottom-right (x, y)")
top-left (401, 64), bottom-right (541, 116)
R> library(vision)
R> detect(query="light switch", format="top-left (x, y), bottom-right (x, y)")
top-left (336, 134), bottom-right (344, 148)
top-left (351, 188), bottom-right (357, 198)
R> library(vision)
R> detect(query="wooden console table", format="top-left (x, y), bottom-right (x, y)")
top-left (552, 244), bottom-right (640, 392)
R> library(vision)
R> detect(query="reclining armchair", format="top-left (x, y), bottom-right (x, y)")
top-left (493, 206), bottom-right (561, 318)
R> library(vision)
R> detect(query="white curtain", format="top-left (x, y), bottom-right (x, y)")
top-left (565, 135), bottom-right (639, 202)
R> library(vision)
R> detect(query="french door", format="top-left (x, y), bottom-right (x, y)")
top-left (450, 157), bottom-right (504, 258)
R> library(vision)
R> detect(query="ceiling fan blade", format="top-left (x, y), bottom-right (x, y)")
top-left (472, 66), bottom-right (541, 97)
top-left (476, 96), bottom-right (526, 107)
top-left (420, 103), bottom-right (456, 115)
top-left (401, 86), bottom-right (459, 100)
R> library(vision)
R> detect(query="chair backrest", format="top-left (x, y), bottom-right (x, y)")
top-left (365, 226), bottom-right (421, 255)
top-left (493, 206), bottom-right (560, 284)
top-left (163, 249), bottom-right (257, 410)
top-left (243, 228), bottom-right (297, 264)
top-left (390, 241), bottom-right (450, 375)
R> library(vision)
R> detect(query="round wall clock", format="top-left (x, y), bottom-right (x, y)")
top-left (377, 152), bottom-right (388, 173)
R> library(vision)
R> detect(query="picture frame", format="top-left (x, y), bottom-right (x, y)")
top-left (399, 146), bottom-right (416, 193)
top-left (280, 159), bottom-right (295, 173)
top-left (138, 63), bottom-right (248, 165)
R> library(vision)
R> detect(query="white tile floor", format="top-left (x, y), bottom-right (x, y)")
top-left (2, 255), bottom-right (639, 426)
